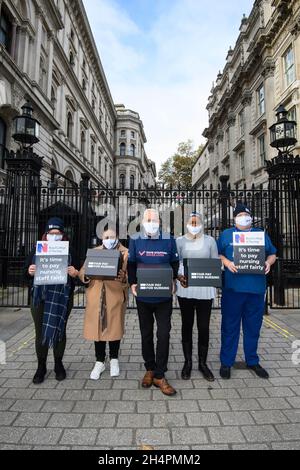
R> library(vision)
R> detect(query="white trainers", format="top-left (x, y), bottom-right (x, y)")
top-left (90, 361), bottom-right (105, 380)
top-left (110, 359), bottom-right (120, 377)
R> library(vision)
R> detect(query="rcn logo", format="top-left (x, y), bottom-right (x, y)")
top-left (235, 234), bottom-right (245, 244)
top-left (37, 242), bottom-right (48, 253)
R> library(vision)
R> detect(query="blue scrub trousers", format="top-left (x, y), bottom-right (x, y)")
top-left (220, 290), bottom-right (265, 367)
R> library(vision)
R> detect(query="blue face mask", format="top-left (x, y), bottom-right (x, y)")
top-left (103, 239), bottom-right (118, 250)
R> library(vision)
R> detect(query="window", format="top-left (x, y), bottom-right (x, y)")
top-left (67, 112), bottom-right (73, 141)
top-left (131, 131), bottom-right (135, 139)
top-left (225, 128), bottom-right (230, 152)
top-left (239, 110), bottom-right (245, 136)
top-left (69, 51), bottom-right (75, 66)
top-left (65, 170), bottom-right (74, 182)
top-left (0, 117), bottom-right (7, 169)
top-left (39, 56), bottom-right (47, 92)
top-left (258, 134), bottom-right (266, 167)
top-left (284, 46), bottom-right (296, 87)
top-left (91, 144), bottom-right (95, 167)
top-left (130, 175), bottom-right (135, 189)
top-left (130, 144), bottom-right (135, 157)
top-left (120, 143), bottom-right (126, 156)
top-left (119, 174), bottom-right (125, 189)
top-left (239, 151), bottom-right (245, 179)
top-left (223, 162), bottom-right (230, 175)
top-left (51, 87), bottom-right (56, 112)
top-left (257, 84), bottom-right (265, 115)
top-left (120, 130), bottom-right (126, 137)
top-left (81, 131), bottom-right (86, 156)
top-left (0, 7), bottom-right (12, 52)
top-left (288, 106), bottom-right (297, 123)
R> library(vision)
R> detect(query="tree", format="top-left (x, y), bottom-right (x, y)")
top-left (158, 140), bottom-right (203, 188)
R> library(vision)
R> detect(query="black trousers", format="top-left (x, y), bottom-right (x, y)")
top-left (94, 340), bottom-right (120, 362)
top-left (30, 295), bottom-right (73, 362)
top-left (177, 297), bottom-right (213, 354)
top-left (136, 299), bottom-right (173, 379)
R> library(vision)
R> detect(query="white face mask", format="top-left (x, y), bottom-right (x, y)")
top-left (143, 222), bottom-right (160, 236)
top-left (47, 234), bottom-right (63, 242)
top-left (103, 239), bottom-right (118, 250)
top-left (235, 215), bottom-right (252, 228)
top-left (187, 224), bottom-right (203, 235)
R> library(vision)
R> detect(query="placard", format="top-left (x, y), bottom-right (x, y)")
top-left (184, 258), bottom-right (222, 287)
top-left (137, 264), bottom-right (173, 297)
top-left (34, 241), bottom-right (69, 285)
top-left (233, 231), bottom-right (265, 274)
top-left (85, 249), bottom-right (121, 279)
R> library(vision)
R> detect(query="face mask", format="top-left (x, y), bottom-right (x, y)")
top-left (143, 222), bottom-right (160, 235)
top-left (47, 234), bottom-right (63, 241)
top-left (103, 239), bottom-right (118, 250)
top-left (187, 224), bottom-right (203, 235)
top-left (235, 215), bottom-right (252, 228)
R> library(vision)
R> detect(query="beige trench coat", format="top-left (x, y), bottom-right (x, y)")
top-left (79, 243), bottom-right (129, 342)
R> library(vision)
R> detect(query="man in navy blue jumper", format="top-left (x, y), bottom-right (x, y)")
top-left (217, 203), bottom-right (277, 380)
top-left (128, 208), bottom-right (179, 396)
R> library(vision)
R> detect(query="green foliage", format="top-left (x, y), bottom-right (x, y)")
top-left (158, 140), bottom-right (203, 188)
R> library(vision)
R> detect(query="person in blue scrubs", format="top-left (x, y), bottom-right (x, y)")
top-left (217, 203), bottom-right (277, 380)
top-left (128, 208), bottom-right (179, 396)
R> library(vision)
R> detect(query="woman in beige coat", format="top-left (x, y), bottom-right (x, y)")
top-left (79, 229), bottom-right (128, 379)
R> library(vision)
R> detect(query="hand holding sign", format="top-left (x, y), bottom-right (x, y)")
top-left (28, 264), bottom-right (36, 276)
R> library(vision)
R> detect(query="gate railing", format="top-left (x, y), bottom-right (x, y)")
top-left (0, 149), bottom-right (299, 310)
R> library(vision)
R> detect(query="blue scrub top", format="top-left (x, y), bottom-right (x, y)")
top-left (217, 227), bottom-right (277, 294)
top-left (128, 232), bottom-right (179, 303)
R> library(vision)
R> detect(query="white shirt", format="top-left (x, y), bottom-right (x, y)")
top-left (176, 234), bottom-right (219, 300)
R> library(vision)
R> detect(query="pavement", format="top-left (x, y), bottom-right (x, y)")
top-left (0, 306), bottom-right (300, 450)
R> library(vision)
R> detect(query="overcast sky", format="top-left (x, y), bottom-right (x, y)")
top-left (83, 0), bottom-right (254, 169)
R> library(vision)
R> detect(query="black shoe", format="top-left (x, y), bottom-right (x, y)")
top-left (181, 360), bottom-right (192, 380)
top-left (220, 365), bottom-right (231, 379)
top-left (247, 364), bottom-right (269, 379)
top-left (199, 362), bottom-right (215, 382)
top-left (54, 359), bottom-right (66, 381)
top-left (32, 361), bottom-right (47, 384)
top-left (181, 342), bottom-right (193, 380)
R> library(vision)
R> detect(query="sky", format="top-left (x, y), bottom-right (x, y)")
top-left (82, 0), bottom-right (254, 170)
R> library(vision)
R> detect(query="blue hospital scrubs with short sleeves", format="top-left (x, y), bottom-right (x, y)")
top-left (217, 227), bottom-right (277, 367)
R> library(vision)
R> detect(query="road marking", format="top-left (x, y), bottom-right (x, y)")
top-left (7, 332), bottom-right (35, 358)
top-left (263, 317), bottom-right (294, 339)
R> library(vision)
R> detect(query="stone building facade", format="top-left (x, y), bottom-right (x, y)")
top-left (0, 0), bottom-right (156, 188)
top-left (193, 0), bottom-right (300, 189)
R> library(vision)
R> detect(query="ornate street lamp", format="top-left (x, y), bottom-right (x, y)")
top-left (12, 102), bottom-right (40, 148)
top-left (269, 104), bottom-right (297, 153)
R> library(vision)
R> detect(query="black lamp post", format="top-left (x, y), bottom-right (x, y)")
top-left (12, 101), bottom-right (40, 148)
top-left (269, 104), bottom-right (297, 154)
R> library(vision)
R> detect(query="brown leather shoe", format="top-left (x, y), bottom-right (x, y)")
top-left (142, 371), bottom-right (154, 388)
top-left (153, 377), bottom-right (177, 396)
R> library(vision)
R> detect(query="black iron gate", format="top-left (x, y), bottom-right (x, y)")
top-left (0, 149), bottom-right (299, 309)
